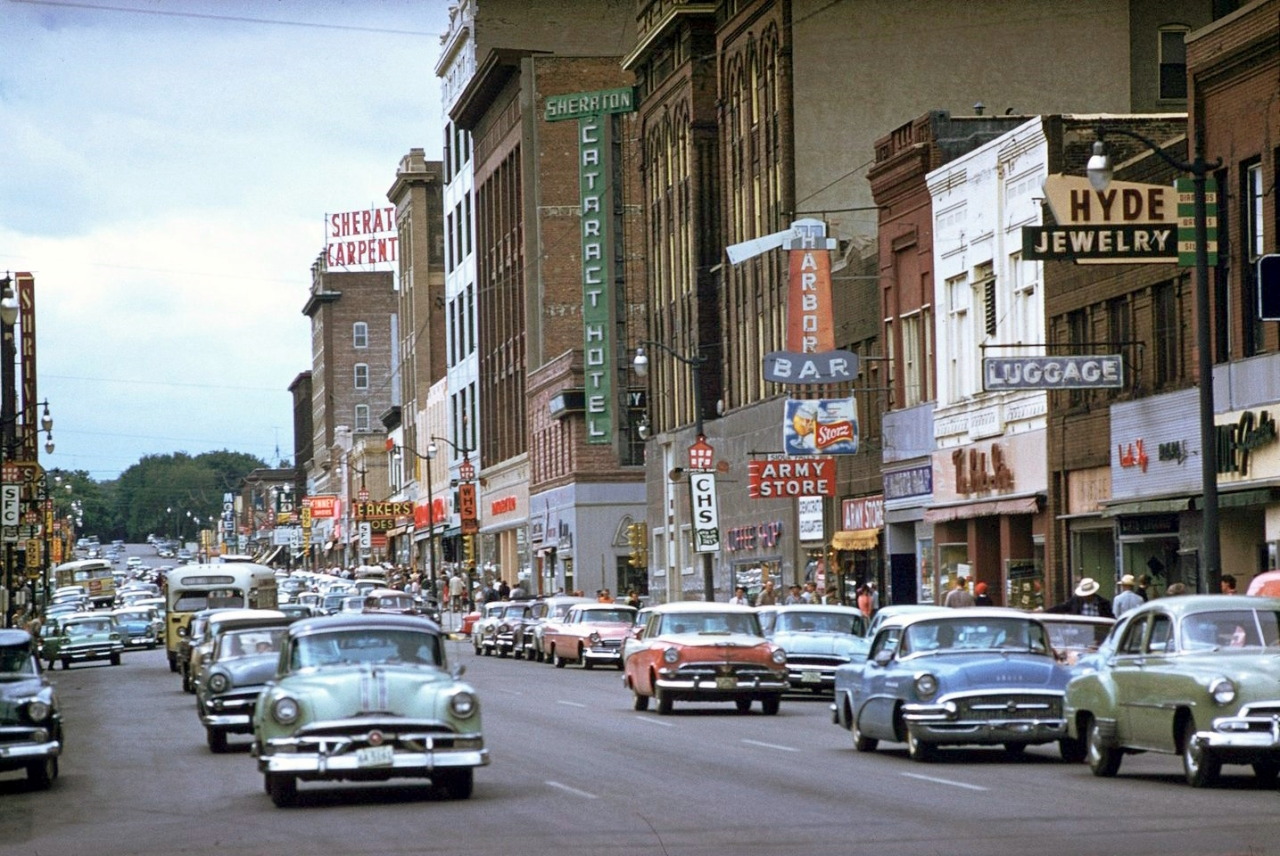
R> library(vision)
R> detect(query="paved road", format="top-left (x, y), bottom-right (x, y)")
top-left (4, 618), bottom-right (1278, 856)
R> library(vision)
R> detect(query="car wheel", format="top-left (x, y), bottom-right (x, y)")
top-left (1059, 736), bottom-right (1086, 764)
top-left (109, 652), bottom-right (121, 666)
top-left (553, 648), bottom-right (567, 668)
top-left (852, 719), bottom-right (878, 753)
top-left (266, 773), bottom-right (297, 808)
top-left (633, 690), bottom-right (649, 711)
top-left (473, 641), bottom-right (481, 655)
top-left (207, 728), bottom-right (228, 754)
top-left (26, 757), bottom-right (57, 790)
top-left (436, 768), bottom-right (474, 800)
top-left (1252, 761), bottom-right (1280, 783)
top-left (1085, 716), bottom-right (1122, 777)
top-left (497, 647), bottom-right (507, 658)
top-left (656, 685), bottom-right (674, 715)
top-left (735, 698), bottom-right (752, 714)
top-left (906, 725), bottom-right (936, 762)
top-left (1003, 743), bottom-right (1027, 757)
top-left (580, 647), bottom-right (591, 669)
top-left (1182, 719), bottom-right (1221, 788)
top-left (761, 695), bottom-right (781, 716)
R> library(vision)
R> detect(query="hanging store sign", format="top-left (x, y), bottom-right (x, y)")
top-left (782, 398), bottom-right (858, 456)
top-left (1025, 175), bottom-right (1178, 264)
top-left (983, 355), bottom-right (1123, 390)
top-left (797, 497), bottom-right (825, 543)
top-left (689, 472), bottom-right (721, 553)
top-left (1022, 225), bottom-right (1175, 262)
top-left (303, 495), bottom-right (339, 519)
top-left (747, 457), bottom-right (836, 498)
top-left (1175, 177), bottom-right (1218, 267)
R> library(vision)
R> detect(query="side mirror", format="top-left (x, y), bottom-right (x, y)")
top-left (872, 650), bottom-right (894, 668)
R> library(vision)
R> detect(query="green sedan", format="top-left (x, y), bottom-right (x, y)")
top-left (1065, 594), bottom-right (1280, 787)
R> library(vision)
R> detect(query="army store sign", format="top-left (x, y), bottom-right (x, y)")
top-left (983, 355), bottom-right (1123, 390)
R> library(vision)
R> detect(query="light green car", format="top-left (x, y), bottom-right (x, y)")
top-left (251, 613), bottom-right (488, 807)
top-left (1065, 594), bottom-right (1280, 787)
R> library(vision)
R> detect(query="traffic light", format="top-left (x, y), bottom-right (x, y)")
top-left (627, 522), bottom-right (648, 568)
top-left (463, 535), bottom-right (475, 566)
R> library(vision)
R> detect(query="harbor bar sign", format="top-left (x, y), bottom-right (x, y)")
top-left (1022, 175), bottom-right (1177, 264)
top-left (983, 355), bottom-right (1124, 390)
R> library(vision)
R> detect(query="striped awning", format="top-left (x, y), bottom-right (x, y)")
top-left (831, 529), bottom-right (880, 551)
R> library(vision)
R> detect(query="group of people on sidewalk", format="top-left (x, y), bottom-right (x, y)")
top-left (942, 571), bottom-right (1239, 618)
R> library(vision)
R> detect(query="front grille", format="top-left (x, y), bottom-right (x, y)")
top-left (957, 694), bottom-right (1062, 721)
top-left (786, 655), bottom-right (845, 669)
top-left (594, 639), bottom-right (623, 651)
top-left (673, 662), bottom-right (778, 680)
top-left (1240, 702), bottom-right (1280, 719)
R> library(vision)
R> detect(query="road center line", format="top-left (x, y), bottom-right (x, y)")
top-left (557, 700), bottom-right (586, 708)
top-left (635, 715), bottom-right (675, 727)
top-left (900, 772), bottom-right (989, 791)
top-left (741, 739), bottom-right (798, 752)
top-left (546, 781), bottom-right (598, 799)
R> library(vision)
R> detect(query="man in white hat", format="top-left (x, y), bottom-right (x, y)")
top-left (1112, 574), bottom-right (1143, 617)
top-left (1047, 577), bottom-right (1114, 618)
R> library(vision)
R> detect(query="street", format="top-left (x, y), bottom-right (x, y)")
top-left (3, 624), bottom-right (1279, 856)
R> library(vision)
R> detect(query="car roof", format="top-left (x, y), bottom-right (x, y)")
top-left (286, 612), bottom-right (442, 638)
top-left (0, 628), bottom-right (33, 645)
top-left (647, 601), bottom-right (758, 615)
top-left (1035, 613), bottom-right (1115, 626)
top-left (768, 604), bottom-right (864, 614)
top-left (878, 607), bottom-right (1038, 629)
top-left (1123, 593), bottom-right (1280, 617)
top-left (207, 609), bottom-right (285, 626)
top-left (62, 613), bottom-right (114, 623)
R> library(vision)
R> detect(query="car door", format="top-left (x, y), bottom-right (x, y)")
top-left (1124, 611), bottom-right (1182, 751)
top-left (856, 626), bottom-right (903, 738)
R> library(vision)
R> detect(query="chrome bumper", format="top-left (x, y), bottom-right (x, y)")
top-left (259, 742), bottom-right (489, 776)
top-left (0, 730), bottom-right (61, 762)
top-left (1196, 713), bottom-right (1280, 755)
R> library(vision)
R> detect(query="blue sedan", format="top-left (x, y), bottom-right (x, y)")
top-left (831, 608), bottom-right (1082, 761)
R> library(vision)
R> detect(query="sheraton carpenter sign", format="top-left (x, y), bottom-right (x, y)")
top-left (983, 355), bottom-right (1123, 390)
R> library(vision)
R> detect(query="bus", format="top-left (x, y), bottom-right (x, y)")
top-left (52, 559), bottom-right (117, 609)
top-left (163, 562), bottom-right (278, 672)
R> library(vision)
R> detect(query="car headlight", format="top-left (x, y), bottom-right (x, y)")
top-left (271, 696), bottom-right (300, 725)
top-left (498, 623), bottom-right (510, 633)
top-left (771, 648), bottom-right (787, 665)
top-left (207, 673), bottom-right (230, 694)
top-left (26, 700), bottom-right (50, 722)
top-left (915, 673), bottom-right (939, 700)
top-left (449, 691), bottom-right (478, 719)
top-left (589, 632), bottom-right (602, 644)
top-left (1209, 677), bottom-right (1236, 705)
top-left (662, 647), bottom-right (680, 664)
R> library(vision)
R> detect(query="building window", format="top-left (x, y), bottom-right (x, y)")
top-left (1107, 296), bottom-right (1131, 398)
top-left (1067, 308), bottom-right (1088, 406)
top-left (354, 363), bottom-right (369, 390)
top-left (945, 274), bottom-right (971, 401)
top-left (1243, 160), bottom-right (1264, 355)
top-left (354, 405), bottom-right (370, 433)
top-left (903, 313), bottom-right (925, 408)
top-left (1153, 280), bottom-right (1180, 386)
top-left (975, 262), bottom-right (996, 339)
top-left (353, 322), bottom-right (368, 348)
top-left (1159, 26), bottom-right (1189, 100)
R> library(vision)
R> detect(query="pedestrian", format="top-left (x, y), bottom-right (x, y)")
top-left (728, 585), bottom-right (750, 606)
top-left (944, 576), bottom-right (976, 608)
top-left (497, 578), bottom-right (511, 601)
top-left (449, 572), bottom-right (464, 612)
top-left (868, 582), bottom-right (880, 613)
top-left (1220, 574), bottom-right (1237, 594)
top-left (625, 589), bottom-right (641, 608)
top-left (1164, 582), bottom-right (1188, 596)
top-left (756, 579), bottom-right (777, 606)
top-left (1046, 577), bottom-right (1114, 618)
top-left (1112, 574), bottom-right (1143, 616)
top-left (855, 584), bottom-right (872, 617)
top-left (783, 584), bottom-right (804, 605)
top-left (972, 581), bottom-right (993, 606)
top-left (801, 581), bottom-right (819, 604)
top-left (1136, 574), bottom-right (1151, 602)
top-left (597, 588), bottom-right (615, 603)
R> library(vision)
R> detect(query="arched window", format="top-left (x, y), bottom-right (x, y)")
top-left (352, 321), bottom-right (369, 348)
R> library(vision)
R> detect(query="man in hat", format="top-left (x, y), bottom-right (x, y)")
top-left (1112, 574), bottom-right (1143, 617)
top-left (1047, 577), bottom-right (1114, 618)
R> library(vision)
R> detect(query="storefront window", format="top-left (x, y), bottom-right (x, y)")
top-left (917, 537), bottom-right (933, 604)
top-left (937, 542), bottom-right (968, 601)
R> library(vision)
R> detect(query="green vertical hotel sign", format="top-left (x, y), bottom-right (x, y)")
top-left (546, 87), bottom-right (636, 444)
top-left (1176, 177), bottom-right (1218, 267)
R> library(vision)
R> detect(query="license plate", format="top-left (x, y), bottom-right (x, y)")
top-left (356, 745), bottom-right (395, 767)
top-left (800, 671), bottom-right (821, 684)
top-left (715, 676), bottom-right (737, 690)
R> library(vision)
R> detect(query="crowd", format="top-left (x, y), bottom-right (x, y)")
top-left (940, 571), bottom-right (1241, 618)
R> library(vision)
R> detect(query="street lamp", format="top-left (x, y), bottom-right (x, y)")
top-left (391, 443), bottom-right (438, 586)
top-left (1087, 126), bottom-right (1221, 594)
top-left (633, 340), bottom-right (717, 602)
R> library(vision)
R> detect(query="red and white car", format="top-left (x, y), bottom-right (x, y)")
top-left (541, 603), bottom-right (637, 669)
top-left (622, 602), bottom-right (788, 715)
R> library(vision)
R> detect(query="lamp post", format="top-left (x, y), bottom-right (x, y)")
top-left (632, 341), bottom-right (717, 602)
top-left (392, 443), bottom-right (438, 588)
top-left (1087, 126), bottom-right (1221, 594)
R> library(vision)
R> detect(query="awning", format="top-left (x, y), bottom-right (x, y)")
top-left (831, 529), bottom-right (880, 551)
top-left (1219, 487), bottom-right (1280, 508)
top-left (1101, 497), bottom-right (1190, 518)
top-left (923, 495), bottom-right (1041, 524)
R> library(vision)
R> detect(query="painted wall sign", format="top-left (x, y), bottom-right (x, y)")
top-left (983, 355), bottom-right (1123, 390)
top-left (747, 457), bottom-right (836, 498)
top-left (355, 501), bottom-right (414, 519)
top-left (782, 398), bottom-right (858, 456)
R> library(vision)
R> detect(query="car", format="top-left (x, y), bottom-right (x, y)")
top-left (488, 600), bottom-right (541, 659)
top-left (0, 629), bottom-right (62, 789)
top-left (111, 606), bottom-right (162, 649)
top-left (470, 600), bottom-right (510, 655)
top-left (831, 608), bottom-right (1078, 761)
top-left (761, 604), bottom-right (869, 693)
top-left (362, 587), bottom-right (421, 616)
top-left (1064, 594), bottom-right (1280, 787)
top-left (251, 613), bottom-right (489, 807)
top-left (45, 613), bottom-right (125, 669)
top-left (188, 609), bottom-right (286, 695)
top-left (277, 603), bottom-right (321, 621)
top-left (526, 595), bottom-right (595, 661)
top-left (178, 607), bottom-right (251, 692)
top-left (542, 603), bottom-right (638, 668)
top-left (1035, 613), bottom-right (1115, 666)
top-left (622, 602), bottom-right (789, 715)
top-left (197, 617), bottom-right (293, 753)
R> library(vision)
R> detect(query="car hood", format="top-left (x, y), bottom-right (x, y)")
top-left (911, 652), bottom-right (1068, 691)
top-left (0, 675), bottom-right (52, 720)
top-left (216, 654), bottom-right (280, 687)
top-left (663, 632), bottom-right (771, 652)
top-left (771, 631), bottom-right (868, 658)
top-left (274, 664), bottom-right (461, 720)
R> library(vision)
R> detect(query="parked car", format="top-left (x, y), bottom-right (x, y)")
top-left (0, 629), bottom-right (62, 788)
top-left (1065, 594), bottom-right (1280, 787)
top-left (527, 595), bottom-right (594, 662)
top-left (252, 613), bottom-right (489, 807)
top-left (278, 603), bottom-right (322, 621)
top-left (470, 601), bottom-right (510, 655)
top-left (762, 604), bottom-right (869, 693)
top-left (831, 608), bottom-right (1079, 761)
top-left (111, 606), bottom-right (162, 649)
top-left (542, 602), bottom-right (639, 668)
top-left (197, 617), bottom-right (293, 753)
top-left (489, 600), bottom-right (541, 659)
top-left (622, 602), bottom-right (789, 715)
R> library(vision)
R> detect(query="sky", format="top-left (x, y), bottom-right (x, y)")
top-left (0, 0), bottom-right (451, 480)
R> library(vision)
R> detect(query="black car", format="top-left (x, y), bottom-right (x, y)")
top-left (0, 629), bottom-right (62, 789)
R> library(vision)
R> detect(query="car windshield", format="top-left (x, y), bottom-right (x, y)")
top-left (291, 629), bottom-right (443, 670)
top-left (661, 612), bottom-right (760, 636)
top-left (902, 618), bottom-right (1048, 656)
top-left (1180, 609), bottom-right (1280, 651)
top-left (0, 644), bottom-right (35, 677)
top-left (116, 610), bottom-right (151, 623)
top-left (66, 619), bottom-right (113, 636)
top-left (217, 627), bottom-right (287, 660)
top-left (577, 608), bottom-right (634, 623)
top-left (1045, 621), bottom-right (1111, 652)
top-left (776, 611), bottom-right (865, 635)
